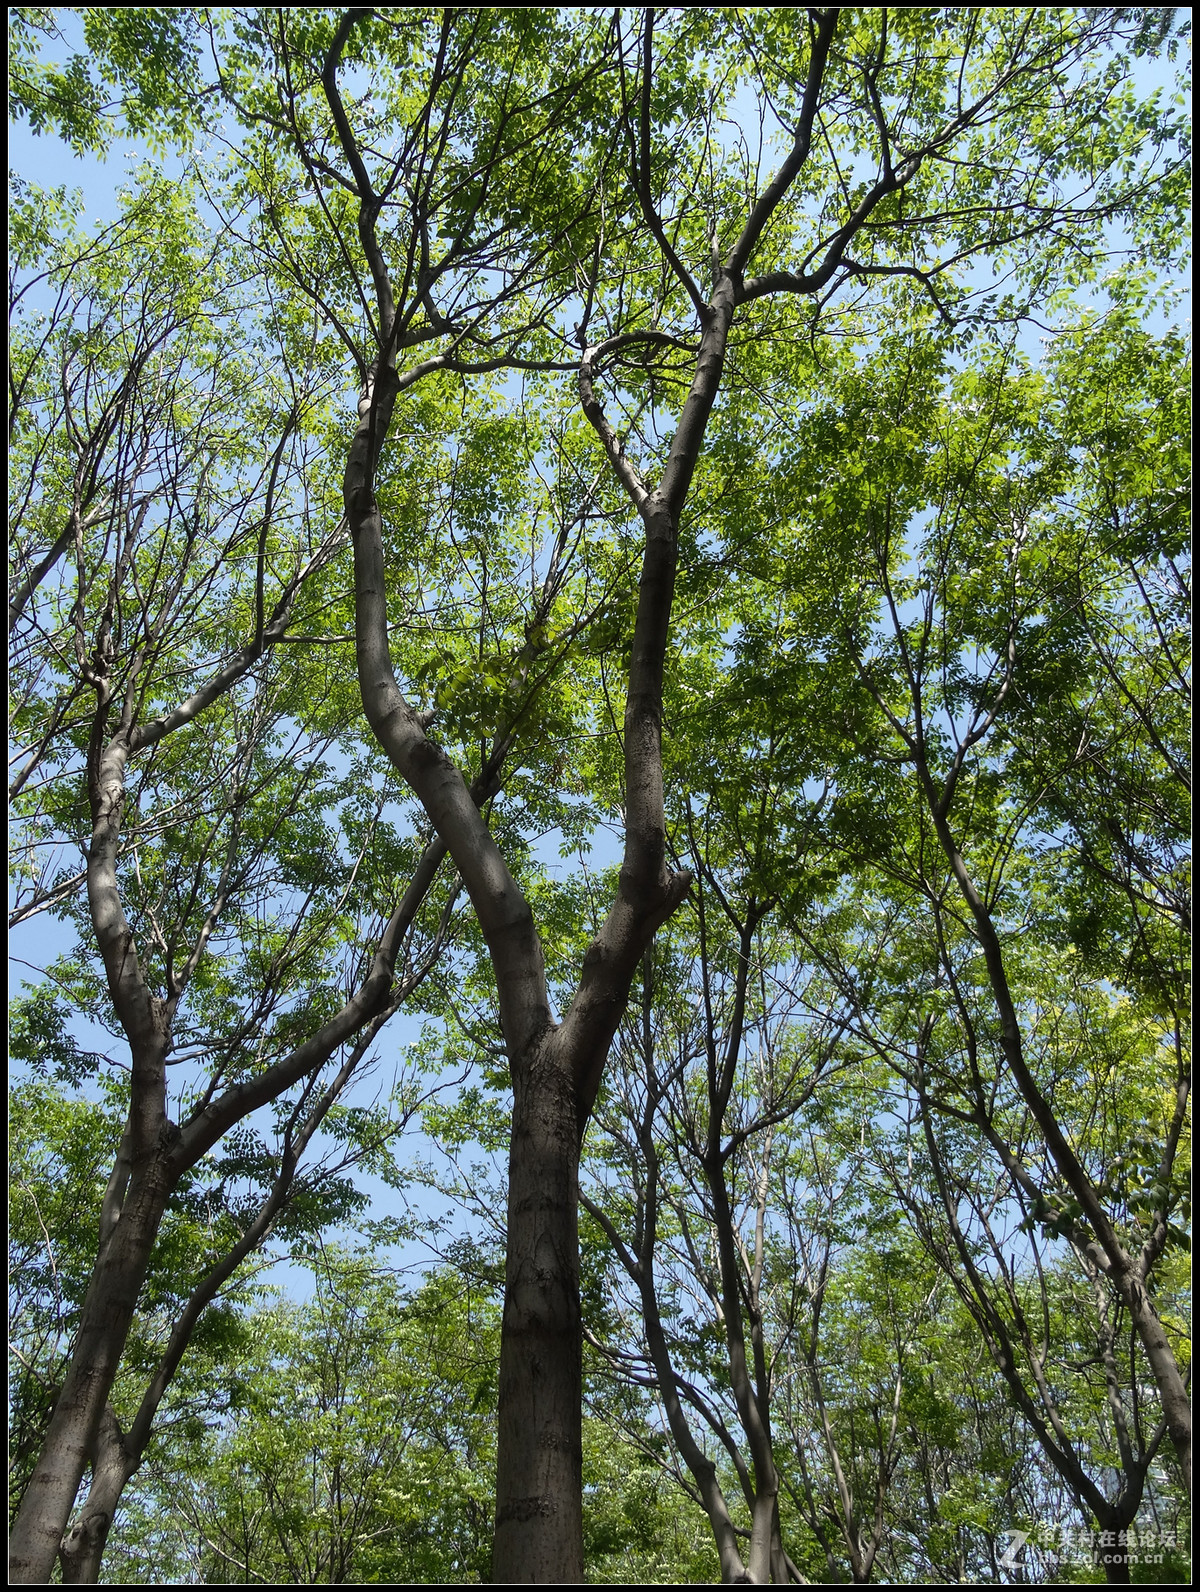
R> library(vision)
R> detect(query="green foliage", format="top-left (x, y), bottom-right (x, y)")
top-left (101, 1253), bottom-right (715, 1585)
top-left (582, 1420), bottom-right (719, 1585)
top-left (9, 7), bottom-right (202, 153)
top-left (8, 5), bottom-right (1190, 1585)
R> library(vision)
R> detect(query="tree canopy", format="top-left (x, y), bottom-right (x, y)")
top-left (8, 6), bottom-right (1190, 1585)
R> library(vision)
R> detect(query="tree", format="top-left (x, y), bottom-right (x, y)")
top-left (126, 1254), bottom-right (501, 1585)
top-left (577, 726), bottom-right (846, 1585)
top-left (7, 163), bottom-right (473, 1582)
top-left (92, 1250), bottom-right (718, 1585)
top-left (813, 316), bottom-right (1188, 1495)
top-left (328, 9), bottom-right (1188, 1574)
top-left (765, 310), bottom-right (1190, 1576)
top-left (9, 6), bottom-right (1189, 1582)
top-left (576, 228), bottom-right (1189, 1584)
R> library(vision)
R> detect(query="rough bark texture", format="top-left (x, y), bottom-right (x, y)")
top-left (57, 1407), bottom-right (132, 1584)
top-left (491, 1053), bottom-right (586, 1580)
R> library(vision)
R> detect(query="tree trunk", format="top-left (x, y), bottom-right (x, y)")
top-left (9, 887), bottom-right (419, 1584)
top-left (746, 1488), bottom-right (780, 1582)
top-left (1101, 1547), bottom-right (1132, 1586)
top-left (638, 1254), bottom-right (749, 1582)
top-left (1119, 1269), bottom-right (1192, 1496)
top-left (58, 1407), bottom-right (133, 1584)
top-left (491, 1050), bottom-right (585, 1582)
top-left (333, 14), bottom-right (842, 1579)
top-left (8, 1163), bottom-right (170, 1583)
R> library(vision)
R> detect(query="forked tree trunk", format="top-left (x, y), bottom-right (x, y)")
top-left (327, 10), bottom-right (845, 1579)
top-left (58, 1408), bottom-right (133, 1584)
top-left (11, 453), bottom-right (419, 1583)
top-left (44, 987), bottom-right (424, 1586)
top-left (9, 848), bottom-right (424, 1584)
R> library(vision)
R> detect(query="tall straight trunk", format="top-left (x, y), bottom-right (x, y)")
top-left (492, 1053), bottom-right (585, 1581)
top-left (768, 1501), bottom-right (795, 1584)
top-left (1093, 1497), bottom-right (1139, 1587)
top-left (747, 1490), bottom-right (780, 1583)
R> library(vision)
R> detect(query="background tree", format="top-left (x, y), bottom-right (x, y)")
top-left (88, 1250), bottom-right (718, 1586)
top-left (330, 9), bottom-right (1190, 1572)
top-left (578, 741), bottom-right (847, 1585)
top-left (7, 165), bottom-right (477, 1582)
top-left (771, 310), bottom-right (1190, 1575)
